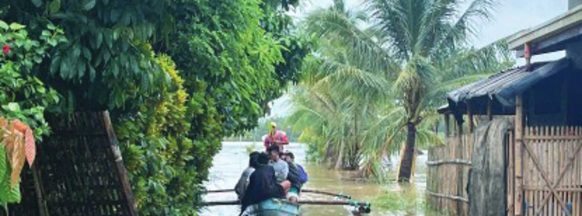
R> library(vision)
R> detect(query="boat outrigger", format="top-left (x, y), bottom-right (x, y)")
top-left (203, 189), bottom-right (372, 215)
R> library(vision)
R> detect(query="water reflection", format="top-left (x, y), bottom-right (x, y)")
top-left (202, 142), bottom-right (426, 216)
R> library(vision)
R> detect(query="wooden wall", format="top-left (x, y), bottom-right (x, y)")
top-left (520, 126), bottom-right (582, 215)
top-left (427, 132), bottom-right (472, 215)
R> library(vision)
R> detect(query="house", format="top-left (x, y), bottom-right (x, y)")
top-left (427, 1), bottom-right (582, 216)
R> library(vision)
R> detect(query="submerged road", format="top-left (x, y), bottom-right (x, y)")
top-left (201, 141), bottom-right (427, 216)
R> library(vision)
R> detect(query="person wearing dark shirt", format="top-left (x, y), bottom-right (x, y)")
top-left (234, 152), bottom-right (260, 201)
top-left (240, 152), bottom-right (285, 214)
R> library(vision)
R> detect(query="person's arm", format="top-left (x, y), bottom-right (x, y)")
top-left (234, 169), bottom-right (251, 199)
top-left (263, 138), bottom-right (269, 149)
top-left (282, 161), bottom-right (289, 180)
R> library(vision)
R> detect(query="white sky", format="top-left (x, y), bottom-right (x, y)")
top-left (270, 0), bottom-right (571, 117)
top-left (290, 0), bottom-right (568, 47)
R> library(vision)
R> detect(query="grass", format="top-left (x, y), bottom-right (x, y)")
top-left (372, 184), bottom-right (452, 216)
top-left (373, 186), bottom-right (420, 214)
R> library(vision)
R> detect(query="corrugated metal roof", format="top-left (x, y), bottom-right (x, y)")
top-left (446, 58), bottom-right (571, 108)
top-left (447, 66), bottom-right (532, 103)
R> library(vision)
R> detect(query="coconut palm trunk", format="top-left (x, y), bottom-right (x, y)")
top-left (398, 122), bottom-right (416, 182)
top-left (335, 138), bottom-right (345, 169)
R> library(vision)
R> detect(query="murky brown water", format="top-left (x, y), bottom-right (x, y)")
top-left (201, 142), bottom-right (427, 216)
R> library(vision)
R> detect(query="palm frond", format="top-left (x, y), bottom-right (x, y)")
top-left (303, 6), bottom-right (398, 74)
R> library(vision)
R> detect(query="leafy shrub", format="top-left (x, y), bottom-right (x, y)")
top-left (0, 19), bottom-right (64, 209)
top-left (115, 55), bottom-right (199, 215)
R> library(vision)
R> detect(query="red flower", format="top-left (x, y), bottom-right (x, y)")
top-left (2, 44), bottom-right (10, 55)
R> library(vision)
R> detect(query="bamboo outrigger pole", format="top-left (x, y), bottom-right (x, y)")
top-left (201, 200), bottom-right (369, 206)
top-left (204, 189), bottom-right (352, 199)
top-left (202, 189), bottom-right (371, 213)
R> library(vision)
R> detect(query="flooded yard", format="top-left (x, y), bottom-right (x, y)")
top-left (202, 142), bottom-right (428, 215)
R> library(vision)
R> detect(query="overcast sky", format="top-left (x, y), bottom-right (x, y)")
top-left (270, 0), bottom-right (571, 117)
top-left (291, 0), bottom-right (569, 48)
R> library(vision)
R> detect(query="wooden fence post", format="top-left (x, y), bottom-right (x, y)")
top-left (445, 113), bottom-right (451, 137)
top-left (514, 95), bottom-right (524, 216)
top-left (468, 104), bottom-right (474, 133)
top-left (102, 111), bottom-right (138, 216)
top-left (487, 100), bottom-right (493, 121)
top-left (457, 116), bottom-right (465, 215)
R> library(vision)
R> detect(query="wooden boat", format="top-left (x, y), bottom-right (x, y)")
top-left (241, 198), bottom-right (300, 216)
top-left (203, 189), bottom-right (371, 215)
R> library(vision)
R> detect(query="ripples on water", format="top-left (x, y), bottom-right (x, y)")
top-left (202, 142), bottom-right (427, 216)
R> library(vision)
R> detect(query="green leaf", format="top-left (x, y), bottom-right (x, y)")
top-left (83, 0), bottom-right (96, 11)
top-left (0, 21), bottom-right (8, 30)
top-left (82, 47), bottom-right (91, 60)
top-left (33, 56), bottom-right (43, 64)
top-left (89, 65), bottom-right (96, 81)
top-left (72, 45), bottom-right (81, 58)
top-left (96, 32), bottom-right (103, 48)
top-left (31, 0), bottom-right (43, 7)
top-left (41, 30), bottom-right (51, 37)
top-left (50, 55), bottom-right (61, 75)
top-left (47, 23), bottom-right (57, 30)
top-left (59, 58), bottom-right (70, 79)
top-left (111, 61), bottom-right (119, 77)
top-left (49, 0), bottom-right (61, 14)
top-left (9, 23), bottom-right (25, 31)
top-left (4, 103), bottom-right (21, 112)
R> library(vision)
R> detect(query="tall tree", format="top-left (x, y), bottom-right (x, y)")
top-left (1, 0), bottom-right (310, 214)
top-left (302, 0), bottom-right (512, 182)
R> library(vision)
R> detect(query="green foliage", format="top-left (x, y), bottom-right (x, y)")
top-left (291, 0), bottom-right (513, 179)
top-left (161, 0), bottom-right (311, 134)
top-left (373, 185), bottom-right (454, 215)
top-left (1, 0), bottom-right (309, 214)
top-left (0, 19), bottom-right (64, 210)
top-left (372, 186), bottom-right (423, 214)
top-left (3, 0), bottom-right (169, 110)
top-left (0, 145), bottom-right (21, 208)
top-left (0, 20), bottom-right (63, 138)
top-left (373, 189), bottom-right (416, 212)
top-left (115, 55), bottom-right (201, 215)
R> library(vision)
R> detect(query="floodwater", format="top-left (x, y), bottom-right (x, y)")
top-left (202, 142), bottom-right (427, 216)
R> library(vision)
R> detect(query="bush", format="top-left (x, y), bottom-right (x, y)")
top-left (0, 19), bottom-right (64, 209)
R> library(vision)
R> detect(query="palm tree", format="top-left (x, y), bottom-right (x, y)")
top-left (288, 41), bottom-right (389, 169)
top-left (302, 0), bottom-right (511, 182)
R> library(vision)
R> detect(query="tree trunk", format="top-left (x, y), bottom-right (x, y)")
top-left (325, 140), bottom-right (334, 165)
top-left (351, 111), bottom-right (359, 169)
top-left (398, 122), bottom-right (416, 182)
top-left (335, 138), bottom-right (345, 169)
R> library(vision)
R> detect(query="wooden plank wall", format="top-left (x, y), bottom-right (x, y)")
top-left (521, 126), bottom-right (582, 216)
top-left (427, 132), bottom-right (473, 215)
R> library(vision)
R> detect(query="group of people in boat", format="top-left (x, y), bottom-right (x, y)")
top-left (234, 122), bottom-right (308, 214)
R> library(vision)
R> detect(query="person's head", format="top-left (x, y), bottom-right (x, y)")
top-left (267, 145), bottom-right (281, 160)
top-left (269, 122), bottom-right (277, 135)
top-left (285, 152), bottom-right (295, 162)
top-left (248, 151), bottom-right (260, 168)
top-left (257, 152), bottom-right (270, 165)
